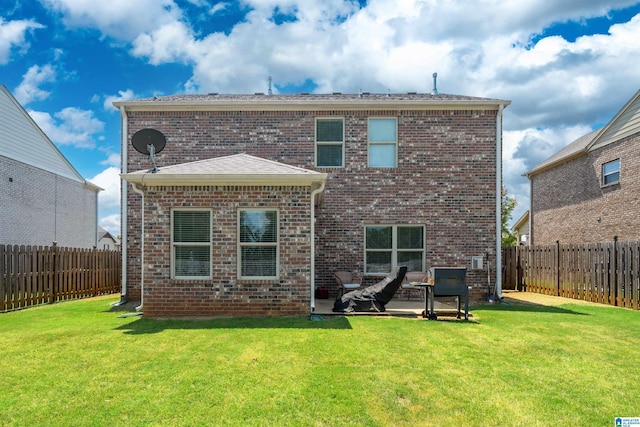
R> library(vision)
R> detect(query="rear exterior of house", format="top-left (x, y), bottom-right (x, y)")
top-left (0, 85), bottom-right (100, 248)
top-left (116, 93), bottom-right (509, 317)
top-left (526, 90), bottom-right (640, 245)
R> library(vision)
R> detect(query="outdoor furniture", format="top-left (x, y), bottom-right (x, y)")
top-left (334, 271), bottom-right (361, 295)
top-left (421, 267), bottom-right (469, 320)
top-left (402, 271), bottom-right (427, 300)
top-left (333, 266), bottom-right (407, 313)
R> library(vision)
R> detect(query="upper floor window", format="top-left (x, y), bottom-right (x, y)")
top-left (316, 118), bottom-right (344, 167)
top-left (172, 209), bottom-right (211, 279)
top-left (365, 225), bottom-right (424, 274)
top-left (368, 118), bottom-right (397, 167)
top-left (602, 159), bottom-right (620, 186)
top-left (238, 209), bottom-right (279, 279)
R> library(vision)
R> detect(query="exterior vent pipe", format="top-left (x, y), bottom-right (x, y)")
top-left (432, 72), bottom-right (438, 95)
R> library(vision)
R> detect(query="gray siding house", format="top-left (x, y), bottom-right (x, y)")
top-left (0, 85), bottom-right (101, 248)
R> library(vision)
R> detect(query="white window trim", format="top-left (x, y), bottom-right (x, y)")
top-left (315, 117), bottom-right (345, 168)
top-left (237, 208), bottom-right (280, 280)
top-left (602, 159), bottom-right (620, 186)
top-left (171, 208), bottom-right (212, 280)
top-left (364, 224), bottom-right (425, 275)
top-left (367, 117), bottom-right (398, 168)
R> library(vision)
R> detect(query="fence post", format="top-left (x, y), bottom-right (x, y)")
top-left (556, 240), bottom-right (560, 296)
top-left (49, 242), bottom-right (57, 304)
top-left (613, 235), bottom-right (618, 306)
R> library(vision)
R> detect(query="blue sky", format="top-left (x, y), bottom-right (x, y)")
top-left (2, 0), bottom-right (640, 236)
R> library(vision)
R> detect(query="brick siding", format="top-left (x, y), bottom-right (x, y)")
top-left (124, 107), bottom-right (499, 316)
top-left (1, 155), bottom-right (98, 247)
top-left (531, 132), bottom-right (640, 244)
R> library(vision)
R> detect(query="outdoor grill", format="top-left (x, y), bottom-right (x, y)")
top-left (424, 267), bottom-right (469, 320)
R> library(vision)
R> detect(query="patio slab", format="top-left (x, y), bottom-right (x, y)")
top-left (312, 295), bottom-right (469, 319)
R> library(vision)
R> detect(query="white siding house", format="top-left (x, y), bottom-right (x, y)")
top-left (0, 85), bottom-right (101, 248)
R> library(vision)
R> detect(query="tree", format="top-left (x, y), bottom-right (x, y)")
top-left (501, 186), bottom-right (518, 247)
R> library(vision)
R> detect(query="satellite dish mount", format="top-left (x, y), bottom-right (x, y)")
top-left (131, 128), bottom-right (166, 173)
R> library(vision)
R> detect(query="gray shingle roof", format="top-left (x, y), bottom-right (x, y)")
top-left (114, 92), bottom-right (511, 110)
top-left (121, 153), bottom-right (327, 187)
top-left (526, 129), bottom-right (600, 176)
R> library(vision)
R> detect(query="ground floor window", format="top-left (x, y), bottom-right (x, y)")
top-left (365, 225), bottom-right (424, 274)
top-left (172, 209), bottom-right (211, 279)
top-left (238, 209), bottom-right (279, 279)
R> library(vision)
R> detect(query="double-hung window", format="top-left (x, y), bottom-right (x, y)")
top-left (602, 159), bottom-right (620, 185)
top-left (316, 118), bottom-right (344, 167)
top-left (365, 225), bottom-right (424, 274)
top-left (172, 210), bottom-right (211, 279)
top-left (238, 209), bottom-right (279, 279)
top-left (368, 118), bottom-right (397, 167)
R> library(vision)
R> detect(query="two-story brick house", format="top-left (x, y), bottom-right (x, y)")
top-left (525, 89), bottom-right (640, 245)
top-left (116, 92), bottom-right (510, 317)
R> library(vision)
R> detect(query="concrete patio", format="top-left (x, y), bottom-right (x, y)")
top-left (312, 294), bottom-right (469, 319)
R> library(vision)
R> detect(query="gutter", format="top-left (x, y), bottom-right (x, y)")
top-left (130, 182), bottom-right (144, 312)
top-left (120, 105), bottom-right (128, 298)
top-left (495, 104), bottom-right (504, 300)
top-left (309, 180), bottom-right (326, 313)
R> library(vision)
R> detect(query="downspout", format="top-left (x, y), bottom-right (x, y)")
top-left (130, 183), bottom-right (144, 312)
top-left (309, 180), bottom-right (326, 312)
top-left (120, 105), bottom-right (128, 298)
top-left (495, 104), bottom-right (504, 300)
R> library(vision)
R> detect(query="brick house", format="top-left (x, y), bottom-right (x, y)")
top-left (525, 89), bottom-right (640, 245)
top-left (0, 85), bottom-right (101, 248)
top-left (116, 92), bottom-right (510, 317)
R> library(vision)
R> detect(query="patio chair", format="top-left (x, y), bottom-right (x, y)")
top-left (402, 271), bottom-right (427, 300)
top-left (334, 270), bottom-right (361, 295)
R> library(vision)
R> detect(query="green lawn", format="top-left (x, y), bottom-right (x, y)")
top-left (1, 296), bottom-right (639, 426)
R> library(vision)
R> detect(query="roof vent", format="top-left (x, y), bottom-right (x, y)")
top-left (432, 72), bottom-right (439, 95)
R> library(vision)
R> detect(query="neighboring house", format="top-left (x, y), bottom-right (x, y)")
top-left (512, 211), bottom-right (529, 245)
top-left (525, 89), bottom-right (640, 245)
top-left (0, 85), bottom-right (101, 248)
top-left (116, 92), bottom-right (510, 317)
top-left (98, 226), bottom-right (119, 250)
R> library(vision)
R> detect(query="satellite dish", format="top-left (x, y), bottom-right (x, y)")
top-left (132, 128), bottom-right (166, 173)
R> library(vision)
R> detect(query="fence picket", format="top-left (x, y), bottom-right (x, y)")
top-left (503, 239), bottom-right (640, 310)
top-left (0, 244), bottom-right (120, 313)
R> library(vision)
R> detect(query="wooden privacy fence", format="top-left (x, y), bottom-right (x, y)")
top-left (0, 244), bottom-right (121, 313)
top-left (502, 238), bottom-right (639, 309)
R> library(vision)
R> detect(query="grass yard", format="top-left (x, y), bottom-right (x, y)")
top-left (1, 296), bottom-right (639, 426)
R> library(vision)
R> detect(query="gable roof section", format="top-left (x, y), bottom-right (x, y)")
top-left (526, 89), bottom-right (640, 177)
top-left (121, 153), bottom-right (328, 187)
top-left (0, 85), bottom-right (86, 183)
top-left (114, 92), bottom-right (510, 112)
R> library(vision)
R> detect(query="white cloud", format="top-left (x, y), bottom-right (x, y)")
top-left (100, 152), bottom-right (121, 168)
top-left (28, 107), bottom-right (105, 148)
top-left (0, 18), bottom-right (44, 64)
top-left (103, 89), bottom-right (136, 111)
top-left (40, 0), bottom-right (182, 40)
top-left (99, 213), bottom-right (121, 237)
top-left (13, 64), bottom-right (57, 105)
top-left (90, 166), bottom-right (121, 211)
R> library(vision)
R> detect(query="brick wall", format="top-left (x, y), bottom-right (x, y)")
top-left (1, 155), bottom-right (98, 247)
top-left (137, 185), bottom-right (311, 317)
top-left (124, 107), bottom-right (499, 314)
top-left (531, 132), bottom-right (640, 244)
